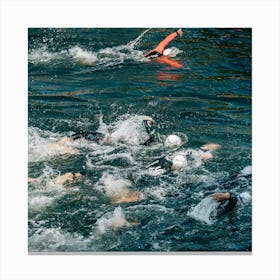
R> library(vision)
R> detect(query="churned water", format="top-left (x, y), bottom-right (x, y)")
top-left (28, 28), bottom-right (252, 252)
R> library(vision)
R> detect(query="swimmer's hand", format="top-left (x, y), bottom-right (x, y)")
top-left (177, 28), bottom-right (183, 36)
top-left (143, 116), bottom-right (156, 124)
top-left (211, 192), bottom-right (231, 202)
top-left (28, 177), bottom-right (36, 183)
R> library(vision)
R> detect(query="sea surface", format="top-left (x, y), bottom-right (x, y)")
top-left (28, 28), bottom-right (252, 252)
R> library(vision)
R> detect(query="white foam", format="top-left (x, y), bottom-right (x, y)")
top-left (28, 46), bottom-right (67, 63)
top-left (188, 196), bottom-right (219, 225)
top-left (147, 186), bottom-right (168, 200)
top-left (102, 152), bottom-right (136, 165)
top-left (29, 228), bottom-right (90, 252)
top-left (96, 115), bottom-right (110, 136)
top-left (28, 195), bottom-right (54, 210)
top-left (240, 165), bottom-right (252, 176)
top-left (29, 29), bottom-right (151, 68)
top-left (95, 173), bottom-right (132, 196)
top-left (127, 28), bottom-right (151, 48)
top-left (95, 206), bottom-right (127, 234)
top-left (28, 127), bottom-right (78, 162)
top-left (126, 204), bottom-right (174, 214)
top-left (110, 115), bottom-right (151, 145)
top-left (239, 191), bottom-right (252, 203)
top-left (68, 46), bottom-right (97, 65)
top-left (147, 167), bottom-right (167, 176)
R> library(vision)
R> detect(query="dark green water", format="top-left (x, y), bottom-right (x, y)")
top-left (28, 28), bottom-right (251, 252)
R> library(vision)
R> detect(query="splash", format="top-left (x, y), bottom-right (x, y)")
top-left (95, 206), bottom-right (128, 234)
top-left (127, 28), bottom-right (151, 48)
top-left (28, 195), bottom-right (54, 210)
top-left (29, 227), bottom-right (90, 252)
top-left (28, 29), bottom-right (151, 68)
top-left (188, 196), bottom-right (219, 225)
top-left (95, 173), bottom-right (132, 196)
top-left (109, 114), bottom-right (151, 145)
top-left (28, 127), bottom-right (78, 162)
top-left (68, 46), bottom-right (97, 65)
top-left (28, 46), bottom-right (68, 63)
top-left (239, 165), bottom-right (252, 176)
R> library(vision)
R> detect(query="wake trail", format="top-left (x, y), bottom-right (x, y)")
top-left (127, 28), bottom-right (151, 48)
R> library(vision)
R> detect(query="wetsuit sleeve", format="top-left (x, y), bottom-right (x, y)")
top-left (145, 31), bottom-right (178, 57)
top-left (143, 136), bottom-right (156, 146)
top-left (142, 120), bottom-right (156, 145)
top-left (70, 132), bottom-right (87, 140)
top-left (70, 131), bottom-right (104, 142)
top-left (153, 32), bottom-right (178, 54)
top-left (216, 192), bottom-right (238, 215)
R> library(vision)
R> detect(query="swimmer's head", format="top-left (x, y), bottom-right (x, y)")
top-left (163, 47), bottom-right (177, 57)
top-left (164, 135), bottom-right (182, 148)
top-left (172, 155), bottom-right (187, 170)
top-left (104, 136), bottom-right (113, 145)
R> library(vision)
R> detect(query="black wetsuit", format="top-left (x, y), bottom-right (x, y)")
top-left (142, 120), bottom-right (162, 146)
top-left (148, 155), bottom-right (173, 173)
top-left (70, 131), bottom-right (105, 143)
top-left (145, 50), bottom-right (162, 59)
top-left (216, 193), bottom-right (240, 216)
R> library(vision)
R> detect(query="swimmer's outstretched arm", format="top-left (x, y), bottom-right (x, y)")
top-left (28, 177), bottom-right (36, 183)
top-left (53, 172), bottom-right (82, 185)
top-left (28, 172), bottom-right (82, 185)
top-left (145, 28), bottom-right (183, 56)
top-left (200, 143), bottom-right (221, 152)
top-left (158, 28), bottom-right (183, 50)
top-left (211, 192), bottom-right (231, 202)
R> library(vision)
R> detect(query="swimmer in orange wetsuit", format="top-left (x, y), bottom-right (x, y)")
top-left (145, 28), bottom-right (184, 68)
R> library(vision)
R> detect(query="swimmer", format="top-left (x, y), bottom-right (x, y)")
top-left (211, 192), bottom-right (243, 215)
top-left (145, 28), bottom-right (183, 59)
top-left (105, 213), bottom-right (139, 230)
top-left (142, 116), bottom-right (163, 145)
top-left (111, 219), bottom-right (139, 228)
top-left (144, 28), bottom-right (184, 68)
top-left (199, 143), bottom-right (221, 160)
top-left (200, 143), bottom-right (221, 152)
top-left (95, 207), bottom-right (139, 234)
top-left (110, 217), bottom-right (129, 228)
top-left (142, 118), bottom-right (184, 148)
top-left (28, 172), bottom-right (82, 186)
top-left (49, 131), bottom-right (112, 155)
top-left (49, 141), bottom-right (78, 155)
top-left (69, 131), bottom-right (112, 145)
top-left (111, 190), bottom-right (143, 204)
top-left (147, 154), bottom-right (187, 174)
top-left (147, 144), bottom-right (219, 174)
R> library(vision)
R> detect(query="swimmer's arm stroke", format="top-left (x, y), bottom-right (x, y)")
top-left (211, 192), bottom-right (231, 202)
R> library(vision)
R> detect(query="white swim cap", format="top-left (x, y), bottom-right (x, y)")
top-left (172, 155), bottom-right (187, 169)
top-left (164, 135), bottom-right (182, 148)
top-left (163, 47), bottom-right (177, 57)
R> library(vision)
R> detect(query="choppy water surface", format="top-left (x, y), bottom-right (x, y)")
top-left (28, 28), bottom-right (252, 252)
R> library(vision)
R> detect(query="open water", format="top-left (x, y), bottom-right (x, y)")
top-left (28, 28), bottom-right (252, 252)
